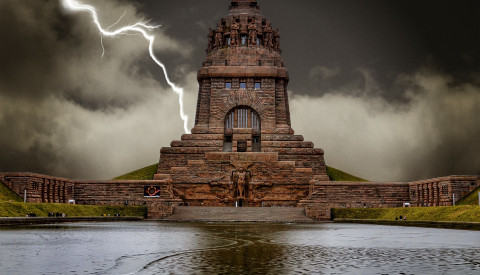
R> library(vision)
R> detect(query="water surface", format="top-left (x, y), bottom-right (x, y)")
top-left (0, 222), bottom-right (479, 274)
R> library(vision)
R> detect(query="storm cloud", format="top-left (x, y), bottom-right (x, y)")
top-left (0, 0), bottom-right (479, 181)
top-left (0, 0), bottom-right (196, 179)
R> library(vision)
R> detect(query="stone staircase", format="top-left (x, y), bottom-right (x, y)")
top-left (160, 206), bottom-right (315, 223)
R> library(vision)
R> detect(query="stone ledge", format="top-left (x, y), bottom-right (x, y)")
top-left (334, 218), bottom-right (480, 231)
top-left (0, 172), bottom-right (72, 182)
top-left (198, 66), bottom-right (288, 79)
top-left (313, 181), bottom-right (409, 187)
top-left (295, 168), bottom-right (313, 173)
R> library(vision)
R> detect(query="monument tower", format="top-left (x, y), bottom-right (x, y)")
top-left (155, 0), bottom-right (329, 207)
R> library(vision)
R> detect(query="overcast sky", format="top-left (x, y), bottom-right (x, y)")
top-left (0, 0), bottom-right (479, 181)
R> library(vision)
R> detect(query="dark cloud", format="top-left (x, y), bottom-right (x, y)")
top-left (0, 0), bottom-right (479, 181)
top-left (0, 0), bottom-right (67, 97)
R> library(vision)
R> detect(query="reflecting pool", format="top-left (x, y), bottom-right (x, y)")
top-left (0, 222), bottom-right (479, 274)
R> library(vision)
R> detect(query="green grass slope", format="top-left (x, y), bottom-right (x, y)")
top-left (457, 186), bottom-right (480, 206)
top-left (0, 201), bottom-right (147, 217)
top-left (0, 181), bottom-right (22, 202)
top-left (113, 163), bottom-right (158, 180)
top-left (326, 166), bottom-right (368, 181)
top-left (333, 205), bottom-right (480, 222)
top-left (113, 163), bottom-right (367, 182)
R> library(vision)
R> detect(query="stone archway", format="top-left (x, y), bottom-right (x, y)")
top-left (223, 106), bottom-right (261, 152)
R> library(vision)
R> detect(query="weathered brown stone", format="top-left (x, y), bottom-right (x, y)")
top-left (153, 0), bottom-right (329, 207)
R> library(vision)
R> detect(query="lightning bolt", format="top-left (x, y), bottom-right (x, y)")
top-left (61, 0), bottom-right (191, 134)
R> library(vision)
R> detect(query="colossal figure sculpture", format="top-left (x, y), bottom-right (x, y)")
top-left (263, 21), bottom-right (273, 48)
top-left (214, 22), bottom-right (224, 48)
top-left (230, 21), bottom-right (240, 46)
top-left (273, 28), bottom-right (280, 51)
top-left (248, 19), bottom-right (257, 46)
top-left (155, 0), bottom-right (329, 207)
top-left (232, 167), bottom-right (251, 199)
top-left (207, 28), bottom-right (215, 52)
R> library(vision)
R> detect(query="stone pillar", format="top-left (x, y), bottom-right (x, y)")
top-left (52, 180), bottom-right (56, 203)
top-left (418, 185), bottom-right (422, 207)
top-left (46, 180), bottom-right (51, 203)
top-left (41, 179), bottom-right (45, 203)
top-left (62, 183), bottom-right (66, 203)
top-left (423, 183), bottom-right (430, 207)
top-left (431, 182), bottom-right (435, 206)
top-left (415, 184), bottom-right (420, 206)
top-left (447, 183), bottom-right (453, 206)
top-left (57, 183), bottom-right (61, 203)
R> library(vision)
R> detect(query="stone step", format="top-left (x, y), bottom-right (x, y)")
top-left (261, 135), bottom-right (304, 141)
top-left (261, 141), bottom-right (314, 148)
top-left (161, 206), bottom-right (315, 223)
top-left (170, 140), bottom-right (223, 147)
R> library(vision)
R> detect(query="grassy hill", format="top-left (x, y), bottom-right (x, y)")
top-left (113, 163), bottom-right (367, 181)
top-left (0, 180), bottom-right (22, 202)
top-left (326, 166), bottom-right (367, 181)
top-left (457, 186), bottom-right (480, 206)
top-left (113, 163), bottom-right (158, 180)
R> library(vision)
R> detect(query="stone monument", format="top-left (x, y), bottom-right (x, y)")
top-left (154, 0), bottom-right (329, 207)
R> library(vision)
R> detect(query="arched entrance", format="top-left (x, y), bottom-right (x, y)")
top-left (223, 106), bottom-right (261, 152)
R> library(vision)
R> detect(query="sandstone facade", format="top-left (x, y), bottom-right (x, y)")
top-left (155, 0), bottom-right (329, 207)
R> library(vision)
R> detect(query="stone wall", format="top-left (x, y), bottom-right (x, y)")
top-left (146, 200), bottom-right (183, 219)
top-left (302, 176), bottom-right (480, 221)
top-left (300, 181), bottom-right (410, 220)
top-left (409, 176), bottom-right (480, 206)
top-left (73, 180), bottom-right (172, 206)
top-left (0, 173), bottom-right (74, 203)
top-left (2, 172), bottom-right (479, 220)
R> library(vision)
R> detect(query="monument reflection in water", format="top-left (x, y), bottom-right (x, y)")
top-left (1, 222), bottom-right (480, 274)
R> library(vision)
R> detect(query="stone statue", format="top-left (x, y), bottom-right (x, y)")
top-left (214, 23), bottom-right (224, 48)
top-left (248, 19), bottom-right (257, 46)
top-left (232, 167), bottom-right (251, 198)
top-left (263, 22), bottom-right (273, 49)
top-left (166, 184), bottom-right (174, 198)
top-left (273, 28), bottom-right (280, 51)
top-left (230, 21), bottom-right (240, 46)
top-left (207, 28), bottom-right (214, 52)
